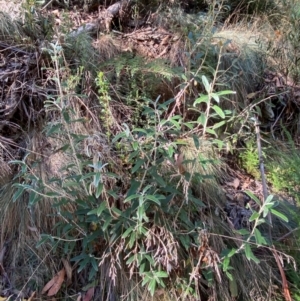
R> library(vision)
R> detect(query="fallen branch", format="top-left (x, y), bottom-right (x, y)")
top-left (69, 0), bottom-right (132, 37)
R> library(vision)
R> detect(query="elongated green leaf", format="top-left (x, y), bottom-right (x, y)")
top-left (112, 132), bottom-right (127, 143)
top-left (256, 218), bottom-right (266, 225)
top-left (129, 231), bottom-right (136, 248)
top-left (265, 194), bottom-right (274, 204)
top-left (222, 257), bottom-right (230, 271)
top-left (13, 187), bottom-right (25, 202)
top-left (142, 277), bottom-right (150, 287)
top-left (205, 128), bottom-right (217, 136)
top-left (244, 191), bottom-right (261, 205)
top-left (122, 226), bottom-right (133, 239)
top-left (216, 90), bottom-right (236, 96)
top-left (244, 243), bottom-right (260, 263)
top-left (249, 211), bottom-right (259, 222)
top-left (202, 75), bottom-right (211, 93)
top-left (132, 128), bottom-right (148, 134)
top-left (9, 160), bottom-right (26, 165)
top-left (197, 113), bottom-right (207, 126)
top-left (254, 228), bottom-right (267, 245)
top-left (226, 271), bottom-right (234, 281)
top-left (145, 195), bottom-right (161, 206)
top-left (126, 255), bottom-right (136, 265)
top-left (193, 94), bottom-right (209, 106)
top-left (211, 92), bottom-right (220, 103)
top-left (148, 278), bottom-right (156, 296)
top-left (12, 183), bottom-right (32, 190)
top-left (212, 105), bottom-right (225, 119)
top-left (235, 229), bottom-right (250, 235)
top-left (95, 183), bottom-right (103, 198)
top-left (46, 123), bottom-right (62, 136)
top-left (270, 209), bottom-right (289, 222)
top-left (212, 120), bottom-right (226, 129)
top-left (227, 248), bottom-right (237, 258)
top-left (263, 206), bottom-right (269, 218)
top-left (155, 271), bottom-right (168, 278)
top-left (87, 201), bottom-right (107, 216)
top-left (132, 158), bottom-right (145, 174)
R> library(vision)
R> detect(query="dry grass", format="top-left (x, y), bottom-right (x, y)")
top-left (0, 11), bottom-right (24, 42)
top-left (0, 2), bottom-right (299, 300)
top-left (93, 34), bottom-right (121, 62)
top-left (0, 1), bottom-right (23, 19)
top-left (212, 25), bottom-right (267, 111)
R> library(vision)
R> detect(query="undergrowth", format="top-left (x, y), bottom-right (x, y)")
top-left (2, 0), bottom-right (300, 300)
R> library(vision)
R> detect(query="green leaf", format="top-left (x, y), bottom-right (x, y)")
top-left (152, 172), bottom-right (166, 187)
top-left (90, 256), bottom-right (98, 271)
top-left (249, 211), bottom-right (260, 222)
top-left (265, 194), bottom-right (274, 204)
top-left (95, 183), bottom-right (103, 199)
top-left (197, 113), bottom-right (207, 126)
top-left (244, 243), bottom-right (260, 263)
top-left (132, 158), bottom-right (145, 174)
top-left (235, 229), bottom-right (250, 235)
top-left (222, 257), bottom-right (230, 271)
top-left (13, 187), bottom-right (25, 202)
top-left (270, 209), bottom-right (289, 222)
top-left (87, 201), bottom-right (107, 217)
top-left (112, 132), bottom-right (127, 143)
top-left (126, 255), bottom-right (136, 265)
top-left (211, 92), bottom-right (220, 103)
top-left (132, 128), bottom-right (148, 135)
top-left (202, 75), bottom-right (211, 93)
top-left (46, 123), bottom-right (62, 136)
top-left (212, 120), bottom-right (226, 129)
top-left (256, 218), bottom-right (266, 225)
top-left (244, 191), bottom-right (261, 205)
top-left (145, 195), bottom-right (161, 206)
top-left (227, 248), bottom-right (237, 257)
top-left (205, 128), bottom-right (217, 137)
top-left (226, 271), bottom-right (234, 282)
top-left (254, 228), bottom-right (267, 245)
top-left (8, 160), bottom-right (27, 166)
top-left (62, 110), bottom-right (71, 123)
top-left (141, 275), bottom-right (150, 287)
top-left (193, 94), bottom-right (209, 105)
top-left (132, 141), bottom-right (139, 151)
top-left (93, 173), bottom-right (103, 187)
top-left (263, 206), bottom-right (269, 218)
top-left (36, 234), bottom-right (51, 248)
top-left (122, 226), bottom-right (133, 239)
top-left (193, 135), bottom-right (200, 149)
top-left (216, 90), bottom-right (236, 96)
top-left (155, 271), bottom-right (168, 278)
top-left (129, 232), bottom-right (136, 248)
top-left (124, 194), bottom-right (140, 203)
top-left (212, 105), bottom-right (225, 119)
top-left (148, 278), bottom-right (156, 296)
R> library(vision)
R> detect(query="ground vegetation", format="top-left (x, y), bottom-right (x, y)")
top-left (1, 0), bottom-right (300, 300)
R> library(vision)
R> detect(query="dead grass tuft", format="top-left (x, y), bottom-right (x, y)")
top-left (93, 34), bottom-right (121, 62)
top-left (0, 11), bottom-right (24, 42)
top-left (213, 27), bottom-right (266, 111)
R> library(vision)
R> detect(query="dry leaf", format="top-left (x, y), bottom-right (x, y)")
top-left (226, 178), bottom-right (240, 189)
top-left (83, 287), bottom-right (95, 301)
top-left (175, 153), bottom-right (185, 174)
top-left (42, 268), bottom-right (65, 296)
top-left (61, 258), bottom-right (72, 286)
top-left (26, 291), bottom-right (36, 301)
top-left (76, 294), bottom-right (82, 301)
